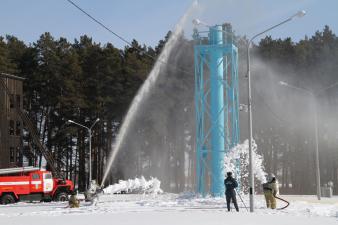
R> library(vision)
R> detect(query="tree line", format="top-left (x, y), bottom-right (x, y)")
top-left (0, 32), bottom-right (172, 190)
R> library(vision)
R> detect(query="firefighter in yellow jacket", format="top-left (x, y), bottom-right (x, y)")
top-left (263, 175), bottom-right (279, 209)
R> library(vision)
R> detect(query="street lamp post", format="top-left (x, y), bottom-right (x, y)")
top-left (68, 118), bottom-right (100, 186)
top-left (313, 97), bottom-right (321, 200)
top-left (279, 81), bottom-right (338, 200)
top-left (247, 10), bottom-right (306, 212)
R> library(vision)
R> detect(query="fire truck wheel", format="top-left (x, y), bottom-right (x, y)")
top-left (1, 194), bottom-right (16, 204)
top-left (55, 192), bottom-right (69, 202)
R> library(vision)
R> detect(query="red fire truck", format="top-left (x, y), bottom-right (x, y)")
top-left (0, 167), bottom-right (74, 204)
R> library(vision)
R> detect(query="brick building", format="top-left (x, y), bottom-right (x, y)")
top-left (0, 73), bottom-right (24, 168)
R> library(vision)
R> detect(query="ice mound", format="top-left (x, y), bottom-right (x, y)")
top-left (103, 176), bottom-right (163, 194)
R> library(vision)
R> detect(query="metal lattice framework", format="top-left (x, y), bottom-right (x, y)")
top-left (194, 24), bottom-right (240, 196)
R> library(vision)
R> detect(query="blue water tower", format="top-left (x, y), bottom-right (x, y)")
top-left (193, 23), bottom-right (240, 197)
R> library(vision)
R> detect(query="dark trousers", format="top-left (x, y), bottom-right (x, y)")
top-left (226, 190), bottom-right (239, 212)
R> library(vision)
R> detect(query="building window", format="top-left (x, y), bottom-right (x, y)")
top-left (16, 95), bottom-right (20, 108)
top-left (9, 94), bottom-right (14, 109)
top-left (16, 147), bottom-right (21, 163)
top-left (9, 120), bottom-right (14, 135)
top-left (16, 121), bottom-right (21, 136)
top-left (10, 147), bottom-right (15, 163)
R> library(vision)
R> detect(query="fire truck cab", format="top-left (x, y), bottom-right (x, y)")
top-left (0, 167), bottom-right (74, 204)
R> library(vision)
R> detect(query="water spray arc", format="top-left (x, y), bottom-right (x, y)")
top-left (100, 3), bottom-right (199, 187)
top-left (193, 22), bottom-right (240, 197)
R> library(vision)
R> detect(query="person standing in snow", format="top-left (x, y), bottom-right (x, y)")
top-left (68, 191), bottom-right (80, 208)
top-left (224, 172), bottom-right (239, 212)
top-left (263, 175), bottom-right (279, 209)
top-left (85, 180), bottom-right (100, 205)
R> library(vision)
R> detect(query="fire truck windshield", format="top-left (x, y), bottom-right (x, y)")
top-left (44, 173), bottom-right (52, 179)
top-left (32, 173), bottom-right (40, 179)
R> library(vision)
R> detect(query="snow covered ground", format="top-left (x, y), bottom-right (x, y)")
top-left (1, 194), bottom-right (338, 225)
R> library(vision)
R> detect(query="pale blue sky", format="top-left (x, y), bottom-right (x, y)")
top-left (0, 0), bottom-right (337, 49)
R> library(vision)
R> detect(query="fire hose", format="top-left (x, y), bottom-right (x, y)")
top-left (274, 195), bottom-right (290, 210)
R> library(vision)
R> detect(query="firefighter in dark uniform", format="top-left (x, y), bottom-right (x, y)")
top-left (224, 172), bottom-right (239, 212)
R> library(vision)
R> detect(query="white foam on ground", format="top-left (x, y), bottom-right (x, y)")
top-left (103, 177), bottom-right (163, 194)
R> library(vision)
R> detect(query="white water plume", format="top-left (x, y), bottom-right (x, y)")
top-left (101, 1), bottom-right (199, 186)
top-left (224, 139), bottom-right (267, 192)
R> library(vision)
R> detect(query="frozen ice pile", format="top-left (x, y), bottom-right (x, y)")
top-left (224, 139), bottom-right (267, 190)
top-left (103, 176), bottom-right (163, 194)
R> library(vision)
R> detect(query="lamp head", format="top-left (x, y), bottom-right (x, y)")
top-left (291, 10), bottom-right (306, 20)
top-left (192, 18), bottom-right (209, 27)
top-left (96, 118), bottom-right (100, 122)
top-left (279, 81), bottom-right (288, 86)
top-left (192, 18), bottom-right (201, 26)
top-left (296, 10), bottom-right (306, 18)
top-left (68, 120), bottom-right (74, 123)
